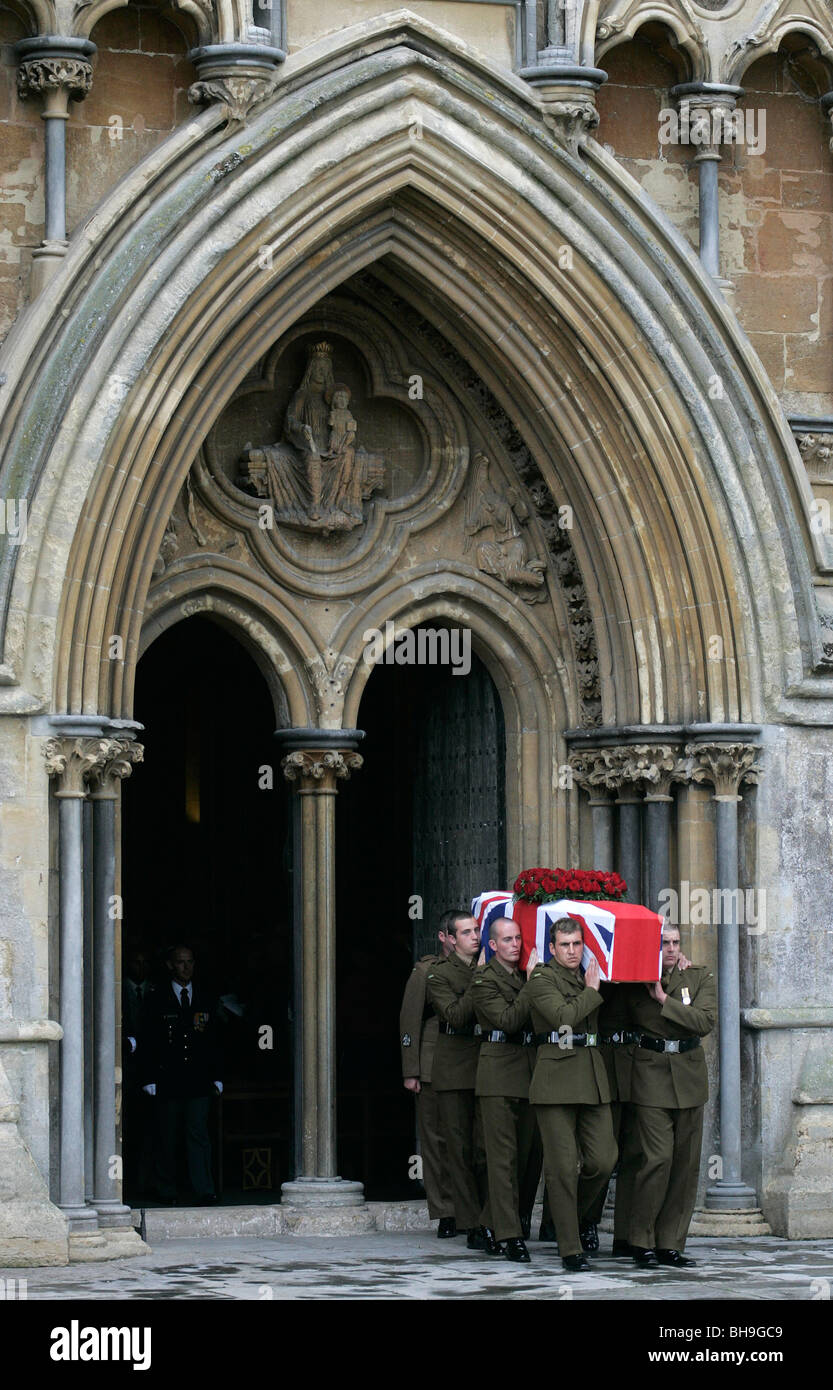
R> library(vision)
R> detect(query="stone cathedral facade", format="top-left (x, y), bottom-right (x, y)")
top-left (1, 0), bottom-right (832, 1264)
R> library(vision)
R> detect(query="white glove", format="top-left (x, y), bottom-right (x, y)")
top-left (213, 1081), bottom-right (223, 1094)
top-left (142, 1083), bottom-right (156, 1096)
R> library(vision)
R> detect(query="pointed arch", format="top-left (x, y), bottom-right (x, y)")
top-left (0, 10), bottom-right (824, 735)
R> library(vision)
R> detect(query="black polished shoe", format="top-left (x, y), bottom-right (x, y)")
top-left (482, 1226), bottom-right (503, 1256)
top-left (538, 1218), bottom-right (557, 1243)
top-left (562, 1253), bottom-right (591, 1273)
top-left (503, 1237), bottom-right (531, 1264)
top-left (611, 1238), bottom-right (637, 1258)
top-left (656, 1248), bottom-right (697, 1267)
top-left (466, 1227), bottom-right (486, 1250)
top-left (437, 1217), bottom-right (457, 1239)
top-left (632, 1246), bottom-right (659, 1267)
top-left (579, 1221), bottom-right (600, 1254)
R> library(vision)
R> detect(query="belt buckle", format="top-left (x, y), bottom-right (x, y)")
top-left (474, 1024), bottom-right (482, 1036)
top-left (523, 1031), bottom-right (533, 1045)
top-left (666, 1040), bottom-right (680, 1054)
top-left (586, 1033), bottom-right (597, 1047)
top-left (611, 1031), bottom-right (621, 1044)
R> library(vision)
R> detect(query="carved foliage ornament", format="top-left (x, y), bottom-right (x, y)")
top-left (686, 742), bottom-right (761, 800)
top-left (280, 749), bottom-right (364, 786)
top-left (17, 58), bottom-right (92, 102)
top-left (188, 76), bottom-right (274, 125)
top-left (797, 433), bottom-right (833, 484)
top-left (43, 736), bottom-right (142, 797)
top-left (543, 99), bottom-right (601, 152)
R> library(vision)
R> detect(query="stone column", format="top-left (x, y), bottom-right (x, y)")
top-left (669, 83), bottom-right (743, 287)
top-left (622, 745), bottom-right (680, 914)
top-left (615, 779), bottom-right (643, 905)
top-left (43, 737), bottom-right (109, 1249)
top-left (275, 729), bottom-right (371, 1220)
top-left (87, 740), bottom-right (146, 1250)
top-left (518, 4), bottom-right (607, 155)
top-left (689, 739), bottom-right (762, 1212)
top-left (568, 749), bottom-right (616, 870)
top-left (15, 38), bottom-right (95, 295)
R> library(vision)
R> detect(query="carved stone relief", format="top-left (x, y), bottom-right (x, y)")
top-left (464, 452), bottom-right (547, 602)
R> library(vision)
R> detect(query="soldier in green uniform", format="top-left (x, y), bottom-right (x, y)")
top-left (473, 917), bottom-right (542, 1263)
top-left (426, 910), bottom-right (498, 1254)
top-left (526, 918), bottom-right (618, 1273)
top-left (399, 924), bottom-right (456, 1237)
top-left (578, 981), bottom-right (637, 1255)
top-left (626, 924), bottom-right (717, 1267)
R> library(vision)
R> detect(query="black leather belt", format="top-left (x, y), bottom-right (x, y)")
top-left (600, 1031), bottom-right (640, 1046)
top-left (438, 1023), bottom-right (482, 1037)
top-left (481, 1029), bottom-right (535, 1045)
top-left (638, 1035), bottom-right (700, 1054)
top-left (535, 1031), bottom-right (598, 1047)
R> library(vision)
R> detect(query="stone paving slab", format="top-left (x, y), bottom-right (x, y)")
top-left (2, 1233), bottom-right (832, 1300)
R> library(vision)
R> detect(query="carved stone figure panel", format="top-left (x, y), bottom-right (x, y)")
top-left (208, 334), bottom-right (425, 538)
top-left (464, 452), bottom-right (547, 603)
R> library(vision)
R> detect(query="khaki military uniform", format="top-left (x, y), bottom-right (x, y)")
top-left (627, 963), bottom-right (717, 1251)
top-left (399, 954), bottom-right (454, 1221)
top-left (473, 957), bottom-right (542, 1242)
top-left (427, 950), bottom-right (487, 1231)
top-left (526, 959), bottom-right (618, 1257)
top-left (585, 982), bottom-right (640, 1239)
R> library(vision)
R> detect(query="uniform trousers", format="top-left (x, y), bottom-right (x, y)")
top-left (585, 1100), bottom-right (640, 1237)
top-left (154, 1096), bottom-right (214, 1200)
top-left (534, 1102), bottom-right (617, 1257)
top-left (436, 1089), bottom-right (488, 1231)
top-left (629, 1103), bottom-right (704, 1251)
top-left (415, 1081), bottom-right (454, 1220)
top-left (479, 1096), bottom-right (542, 1242)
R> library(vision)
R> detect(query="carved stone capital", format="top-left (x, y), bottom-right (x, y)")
top-left (17, 57), bottom-right (93, 113)
top-left (281, 749), bottom-right (363, 791)
top-left (519, 66), bottom-right (606, 155)
top-left (188, 76), bottom-right (273, 124)
top-left (87, 739), bottom-right (144, 799)
top-left (685, 742), bottom-right (761, 801)
top-left (43, 736), bottom-right (113, 798)
top-left (568, 747), bottom-right (624, 795)
top-left (797, 433), bottom-right (833, 484)
top-left (543, 98), bottom-right (600, 152)
top-left (620, 743), bottom-right (684, 800)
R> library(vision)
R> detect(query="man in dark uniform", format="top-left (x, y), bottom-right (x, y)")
top-left (582, 980), bottom-right (640, 1256)
top-left (399, 923), bottom-right (456, 1237)
top-left (526, 918), bottom-right (618, 1273)
top-left (627, 925), bottom-right (716, 1267)
top-left (140, 943), bottom-right (222, 1205)
top-left (426, 910), bottom-right (498, 1254)
top-left (473, 917), bottom-right (541, 1263)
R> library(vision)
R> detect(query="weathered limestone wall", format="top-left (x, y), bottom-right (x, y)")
top-left (71, 9), bottom-right (195, 234)
top-left (744, 723), bottom-right (833, 1236)
top-left (0, 9), bottom-right (43, 346)
top-left (286, 0), bottom-right (516, 67)
top-left (596, 37), bottom-right (833, 417)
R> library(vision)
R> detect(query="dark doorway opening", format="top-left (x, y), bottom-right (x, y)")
top-left (121, 615), bottom-right (292, 1206)
top-left (337, 634), bottom-right (505, 1200)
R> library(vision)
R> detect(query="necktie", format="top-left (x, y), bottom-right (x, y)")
top-left (179, 986), bottom-right (190, 1015)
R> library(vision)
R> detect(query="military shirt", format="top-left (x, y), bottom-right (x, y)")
top-left (399, 953), bottom-right (440, 1083)
top-left (627, 963), bottom-right (716, 1109)
top-left (473, 956), bottom-right (536, 1099)
top-left (526, 959), bottom-right (611, 1105)
top-left (426, 950), bottom-right (482, 1091)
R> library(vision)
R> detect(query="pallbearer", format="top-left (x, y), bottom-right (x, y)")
top-left (473, 918), bottom-right (541, 1263)
top-left (627, 925), bottom-right (716, 1267)
top-left (427, 911), bottom-right (498, 1254)
top-left (399, 924), bottom-right (456, 1237)
top-left (526, 919), bottom-right (618, 1273)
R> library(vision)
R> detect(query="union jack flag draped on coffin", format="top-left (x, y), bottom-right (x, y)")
top-left (471, 892), bottom-right (663, 983)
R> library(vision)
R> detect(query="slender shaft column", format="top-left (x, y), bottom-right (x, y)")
top-left (643, 795), bottom-right (672, 914)
top-left (15, 38), bottom-right (95, 295)
top-left (670, 84), bottom-right (744, 285)
top-left (44, 737), bottom-right (111, 1238)
top-left (567, 749), bottom-right (618, 871)
top-left (689, 739), bottom-right (761, 1210)
top-left (88, 740), bottom-right (144, 1230)
top-left (588, 790), bottom-right (614, 871)
top-left (277, 729), bottom-right (365, 1208)
top-left (616, 788), bottom-right (642, 903)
